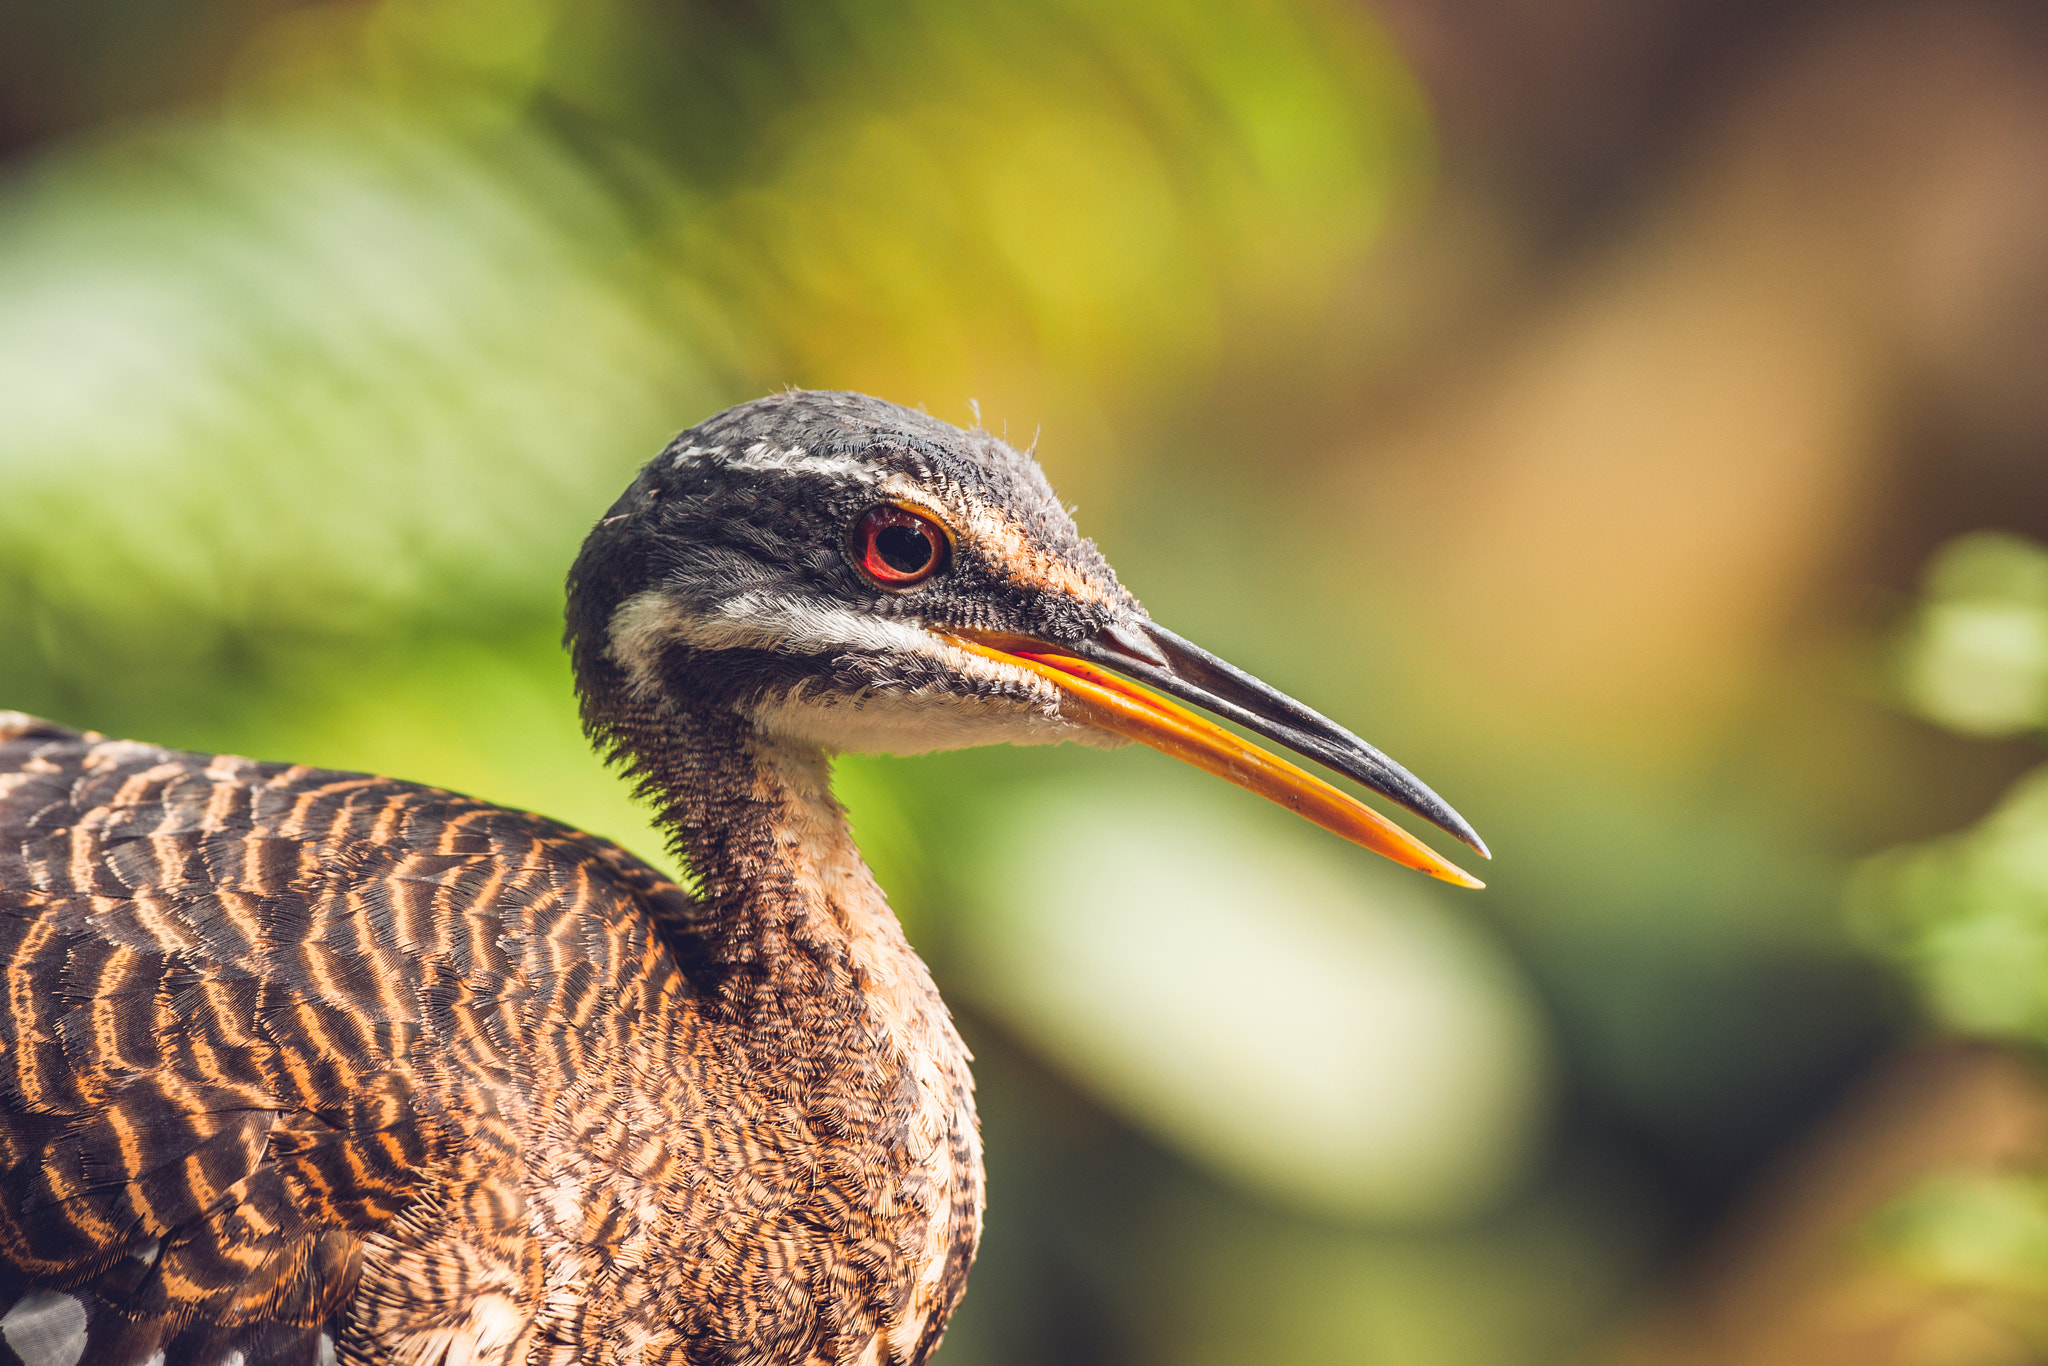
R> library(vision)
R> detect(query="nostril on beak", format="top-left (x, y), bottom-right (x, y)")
top-left (1096, 620), bottom-right (1169, 668)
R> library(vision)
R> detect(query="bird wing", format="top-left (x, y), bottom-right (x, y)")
top-left (0, 715), bottom-right (693, 1366)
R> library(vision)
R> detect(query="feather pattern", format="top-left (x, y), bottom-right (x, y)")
top-left (0, 712), bottom-right (980, 1365)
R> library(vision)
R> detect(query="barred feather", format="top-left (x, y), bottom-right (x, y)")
top-left (0, 713), bottom-right (978, 1365)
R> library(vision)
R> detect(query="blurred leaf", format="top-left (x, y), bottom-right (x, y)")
top-left (1901, 533), bottom-right (2048, 736)
top-left (1906, 603), bottom-right (2048, 737)
top-left (951, 773), bottom-right (1553, 1224)
top-left (0, 98), bottom-right (714, 728)
top-left (1852, 764), bottom-right (2048, 1044)
top-left (1926, 533), bottom-right (2048, 609)
top-left (1853, 530), bottom-right (2048, 1337)
top-left (1869, 1171), bottom-right (2048, 1298)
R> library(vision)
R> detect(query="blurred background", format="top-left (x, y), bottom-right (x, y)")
top-left (5, 0), bottom-right (2048, 1361)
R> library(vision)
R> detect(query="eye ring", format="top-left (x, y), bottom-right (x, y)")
top-left (850, 504), bottom-right (952, 589)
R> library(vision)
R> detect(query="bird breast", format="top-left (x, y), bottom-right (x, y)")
top-left (516, 738), bottom-right (984, 1365)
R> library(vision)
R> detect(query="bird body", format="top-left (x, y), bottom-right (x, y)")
top-left (0, 391), bottom-right (1481, 1366)
top-left (0, 712), bottom-right (974, 1366)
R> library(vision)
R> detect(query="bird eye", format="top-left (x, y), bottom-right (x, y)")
top-left (852, 505), bottom-right (950, 588)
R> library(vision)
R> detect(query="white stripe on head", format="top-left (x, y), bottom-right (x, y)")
top-left (607, 588), bottom-right (936, 699)
top-left (690, 591), bottom-right (936, 656)
top-left (668, 443), bottom-right (725, 469)
top-left (604, 588), bottom-right (1125, 756)
top-left (670, 440), bottom-right (890, 486)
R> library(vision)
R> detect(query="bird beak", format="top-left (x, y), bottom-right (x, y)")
top-left (942, 623), bottom-right (1488, 889)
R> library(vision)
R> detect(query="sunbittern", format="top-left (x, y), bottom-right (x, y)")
top-left (0, 391), bottom-right (1484, 1366)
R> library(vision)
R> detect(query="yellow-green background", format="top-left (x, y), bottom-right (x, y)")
top-left (7, 1), bottom-right (2048, 1361)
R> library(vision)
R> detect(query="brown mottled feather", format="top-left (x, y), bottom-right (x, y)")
top-left (0, 712), bottom-right (980, 1366)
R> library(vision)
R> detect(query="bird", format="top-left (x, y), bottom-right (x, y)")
top-left (0, 390), bottom-right (1485, 1366)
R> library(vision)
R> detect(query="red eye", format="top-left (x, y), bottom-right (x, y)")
top-left (852, 505), bottom-right (950, 588)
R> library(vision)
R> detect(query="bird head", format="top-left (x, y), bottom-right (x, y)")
top-left (567, 390), bottom-right (1486, 887)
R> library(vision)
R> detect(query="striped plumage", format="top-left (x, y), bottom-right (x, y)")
top-left (0, 715), bottom-right (974, 1366)
top-left (0, 390), bottom-right (1482, 1366)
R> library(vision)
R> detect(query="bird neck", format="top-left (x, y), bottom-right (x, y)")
top-left (629, 705), bottom-right (938, 1030)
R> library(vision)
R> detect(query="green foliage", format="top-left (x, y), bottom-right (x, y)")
top-left (1867, 1172), bottom-right (2048, 1297)
top-left (1851, 534), bottom-right (2048, 1042)
top-left (1861, 1171), bottom-right (2048, 1349)
top-left (1853, 532), bottom-right (2048, 1316)
top-left (1900, 533), bottom-right (2048, 738)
